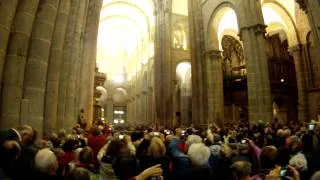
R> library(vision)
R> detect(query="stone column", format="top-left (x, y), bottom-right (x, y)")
top-left (289, 44), bottom-right (308, 122)
top-left (22, 0), bottom-right (59, 137)
top-left (188, 0), bottom-right (206, 125)
top-left (237, 0), bottom-right (272, 124)
top-left (0, 0), bottom-right (20, 91)
top-left (106, 98), bottom-right (113, 123)
top-left (297, 0), bottom-right (320, 64)
top-left (207, 50), bottom-right (224, 124)
top-left (80, 0), bottom-right (103, 127)
top-left (65, 0), bottom-right (87, 128)
top-left (44, 0), bottom-right (71, 134)
top-left (205, 51), bottom-right (214, 124)
top-left (57, 0), bottom-right (79, 130)
top-left (154, 0), bottom-right (172, 126)
top-left (0, 0), bottom-right (40, 128)
top-left (147, 88), bottom-right (153, 124)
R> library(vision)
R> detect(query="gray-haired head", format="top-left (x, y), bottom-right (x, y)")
top-left (187, 143), bottom-right (210, 167)
top-left (34, 148), bottom-right (58, 175)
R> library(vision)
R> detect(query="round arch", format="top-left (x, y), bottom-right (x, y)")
top-left (207, 1), bottom-right (240, 51)
top-left (262, 2), bottom-right (300, 46)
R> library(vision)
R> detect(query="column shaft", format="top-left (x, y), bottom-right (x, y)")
top-left (0, 0), bottom-right (20, 92)
top-left (65, 0), bottom-right (87, 128)
top-left (44, 0), bottom-right (71, 134)
top-left (188, 0), bottom-right (206, 125)
top-left (23, 0), bottom-right (59, 137)
top-left (289, 45), bottom-right (308, 122)
top-left (209, 50), bottom-right (224, 124)
top-left (57, 0), bottom-right (79, 130)
top-left (1, 0), bottom-right (39, 128)
top-left (80, 0), bottom-right (103, 128)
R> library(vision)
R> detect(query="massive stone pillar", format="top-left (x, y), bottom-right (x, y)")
top-left (147, 88), bottom-right (153, 124)
top-left (22, 0), bottom-right (59, 137)
top-left (154, 0), bottom-right (172, 127)
top-left (1, 0), bottom-right (39, 128)
top-left (80, 0), bottom-right (103, 127)
top-left (237, 0), bottom-right (272, 124)
top-left (205, 51), bottom-right (214, 123)
top-left (207, 50), bottom-right (224, 125)
top-left (188, 0), bottom-right (207, 125)
top-left (57, 0), bottom-right (79, 130)
top-left (0, 0), bottom-right (20, 92)
top-left (296, 0), bottom-right (320, 64)
top-left (106, 98), bottom-right (113, 124)
top-left (65, 0), bottom-right (87, 128)
top-left (289, 45), bottom-right (308, 122)
top-left (44, 0), bottom-right (71, 134)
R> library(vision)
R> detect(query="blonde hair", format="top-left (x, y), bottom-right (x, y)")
top-left (220, 144), bottom-right (232, 158)
top-left (148, 137), bottom-right (166, 158)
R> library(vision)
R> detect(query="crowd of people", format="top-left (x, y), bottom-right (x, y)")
top-left (1, 119), bottom-right (320, 180)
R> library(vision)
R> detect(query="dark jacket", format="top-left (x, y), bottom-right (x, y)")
top-left (139, 155), bottom-right (170, 179)
top-left (179, 166), bottom-right (213, 180)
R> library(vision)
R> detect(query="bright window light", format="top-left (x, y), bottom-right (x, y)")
top-left (112, 74), bottom-right (124, 83)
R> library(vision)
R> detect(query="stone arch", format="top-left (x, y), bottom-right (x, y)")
top-left (262, 2), bottom-right (300, 47)
top-left (207, 1), bottom-right (240, 51)
top-left (113, 87), bottom-right (128, 103)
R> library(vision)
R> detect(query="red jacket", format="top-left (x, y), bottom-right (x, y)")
top-left (88, 134), bottom-right (106, 166)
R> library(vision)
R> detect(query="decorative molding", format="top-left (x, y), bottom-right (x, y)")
top-left (239, 24), bottom-right (267, 39)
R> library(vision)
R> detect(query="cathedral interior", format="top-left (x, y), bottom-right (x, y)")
top-left (0, 0), bottom-right (319, 137)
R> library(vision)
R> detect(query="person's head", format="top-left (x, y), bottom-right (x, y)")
top-left (231, 161), bottom-right (252, 180)
top-left (34, 148), bottom-right (59, 175)
top-left (260, 146), bottom-right (278, 169)
top-left (58, 129), bottom-right (66, 139)
top-left (187, 143), bottom-right (210, 167)
top-left (91, 126), bottom-right (101, 136)
top-left (220, 144), bottom-right (233, 158)
top-left (148, 137), bottom-right (166, 158)
top-left (289, 153), bottom-right (308, 172)
top-left (311, 171), bottom-right (320, 180)
top-left (0, 140), bottom-right (21, 168)
top-left (186, 135), bottom-right (202, 147)
top-left (113, 155), bottom-right (139, 180)
top-left (16, 125), bottom-right (34, 146)
top-left (66, 167), bottom-right (90, 180)
top-left (102, 139), bottom-right (127, 163)
top-left (62, 139), bottom-right (75, 152)
top-left (79, 147), bottom-right (94, 165)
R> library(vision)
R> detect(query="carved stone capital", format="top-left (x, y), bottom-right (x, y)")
top-left (239, 24), bottom-right (267, 40)
top-left (296, 0), bottom-right (308, 12)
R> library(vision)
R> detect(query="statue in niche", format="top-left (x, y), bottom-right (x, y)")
top-left (222, 35), bottom-right (245, 78)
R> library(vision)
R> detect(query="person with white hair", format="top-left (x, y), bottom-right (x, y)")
top-left (179, 143), bottom-right (213, 180)
top-left (34, 148), bottom-right (60, 179)
top-left (186, 135), bottom-right (202, 147)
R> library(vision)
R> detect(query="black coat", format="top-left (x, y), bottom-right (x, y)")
top-left (139, 155), bottom-right (171, 179)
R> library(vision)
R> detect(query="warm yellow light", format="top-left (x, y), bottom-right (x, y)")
top-left (217, 9), bottom-right (239, 42)
top-left (176, 62), bottom-right (191, 83)
top-left (97, 0), bottom-right (155, 84)
top-left (262, 6), bottom-right (288, 29)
